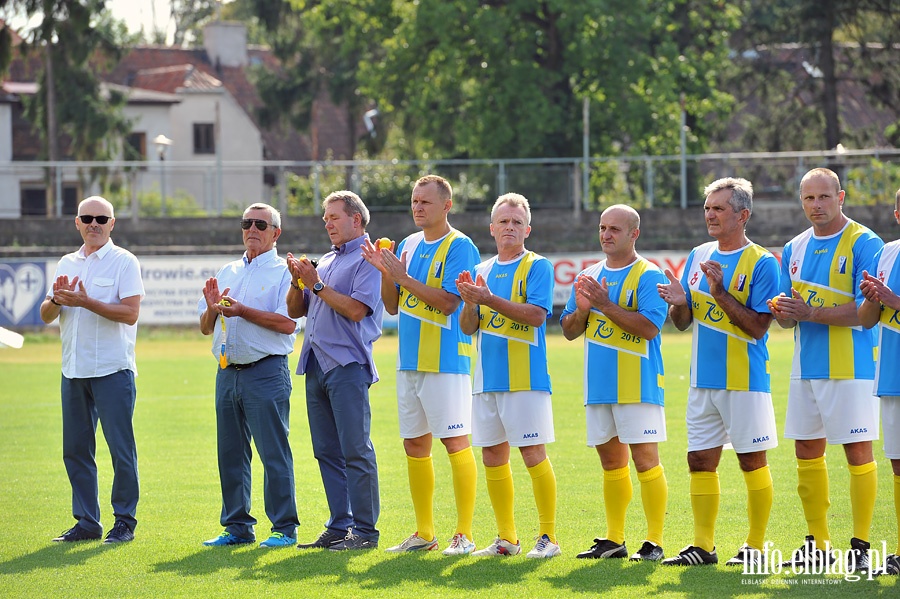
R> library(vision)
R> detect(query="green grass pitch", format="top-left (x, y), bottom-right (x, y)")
top-left (0, 326), bottom-right (897, 597)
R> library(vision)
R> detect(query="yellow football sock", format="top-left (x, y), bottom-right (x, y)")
top-left (407, 454), bottom-right (435, 541)
top-left (528, 458), bottom-right (557, 542)
top-left (485, 462), bottom-right (517, 543)
top-left (848, 461), bottom-right (877, 542)
top-left (448, 447), bottom-right (477, 540)
top-left (797, 456), bottom-right (831, 550)
top-left (603, 465), bottom-right (632, 545)
top-left (894, 474), bottom-right (900, 555)
top-left (637, 464), bottom-right (667, 548)
top-left (743, 465), bottom-right (773, 550)
top-left (690, 471), bottom-right (719, 553)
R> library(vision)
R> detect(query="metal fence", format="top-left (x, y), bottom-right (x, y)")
top-left (3, 148), bottom-right (899, 219)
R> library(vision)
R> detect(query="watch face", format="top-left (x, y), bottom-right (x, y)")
top-left (313, 282), bottom-right (324, 294)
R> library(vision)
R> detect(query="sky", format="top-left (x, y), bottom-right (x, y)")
top-left (107, 0), bottom-right (173, 39)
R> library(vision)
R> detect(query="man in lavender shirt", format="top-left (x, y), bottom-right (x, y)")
top-left (287, 190), bottom-right (384, 551)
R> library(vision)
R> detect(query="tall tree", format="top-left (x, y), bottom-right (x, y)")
top-left (0, 1), bottom-right (135, 214)
top-left (250, 0), bottom-right (397, 169)
top-left (727, 0), bottom-right (900, 151)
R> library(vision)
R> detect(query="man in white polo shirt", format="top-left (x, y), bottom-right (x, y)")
top-left (40, 195), bottom-right (145, 545)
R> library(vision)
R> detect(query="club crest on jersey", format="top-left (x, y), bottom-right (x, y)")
top-left (518, 280), bottom-right (524, 297)
top-left (879, 270), bottom-right (886, 282)
top-left (791, 260), bottom-right (799, 275)
top-left (625, 289), bottom-right (634, 308)
top-left (690, 271), bottom-right (700, 285)
top-left (837, 255), bottom-right (847, 274)
top-left (734, 273), bottom-right (747, 292)
top-left (433, 261), bottom-right (444, 278)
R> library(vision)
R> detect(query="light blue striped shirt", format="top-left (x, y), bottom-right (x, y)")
top-left (198, 248), bottom-right (298, 364)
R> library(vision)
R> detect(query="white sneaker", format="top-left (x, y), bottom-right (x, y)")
top-left (526, 534), bottom-right (561, 559)
top-left (442, 533), bottom-right (475, 556)
top-left (385, 532), bottom-right (438, 553)
top-left (472, 537), bottom-right (521, 556)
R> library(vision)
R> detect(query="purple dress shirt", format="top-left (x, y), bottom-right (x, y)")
top-left (296, 234), bottom-right (384, 383)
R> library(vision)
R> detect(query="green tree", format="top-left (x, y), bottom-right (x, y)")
top-left (363, 0), bottom-right (737, 161)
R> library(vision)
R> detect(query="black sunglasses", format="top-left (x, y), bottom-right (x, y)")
top-left (78, 215), bottom-right (111, 225)
top-left (241, 219), bottom-right (272, 231)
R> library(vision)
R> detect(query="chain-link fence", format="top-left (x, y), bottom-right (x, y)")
top-left (2, 148), bottom-right (898, 219)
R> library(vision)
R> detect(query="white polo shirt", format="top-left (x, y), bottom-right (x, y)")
top-left (49, 239), bottom-right (144, 379)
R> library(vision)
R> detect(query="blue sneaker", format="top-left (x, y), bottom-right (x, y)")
top-left (259, 532), bottom-right (297, 548)
top-left (203, 530), bottom-right (255, 546)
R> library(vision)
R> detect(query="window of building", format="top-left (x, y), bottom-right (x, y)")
top-left (20, 184), bottom-right (80, 216)
top-left (193, 123), bottom-right (215, 154)
top-left (125, 132), bottom-right (147, 161)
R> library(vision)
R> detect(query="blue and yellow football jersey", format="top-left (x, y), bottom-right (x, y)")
top-left (396, 229), bottom-right (480, 373)
top-left (561, 257), bottom-right (667, 405)
top-left (471, 252), bottom-right (553, 393)
top-left (682, 241), bottom-right (780, 392)
top-left (781, 220), bottom-right (882, 380)
top-left (869, 240), bottom-right (900, 395)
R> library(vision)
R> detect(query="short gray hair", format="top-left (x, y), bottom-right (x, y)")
top-left (244, 203), bottom-right (281, 229)
top-left (490, 193), bottom-right (531, 225)
top-left (323, 190), bottom-right (370, 228)
top-left (704, 177), bottom-right (753, 214)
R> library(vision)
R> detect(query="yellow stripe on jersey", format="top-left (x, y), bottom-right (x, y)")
top-left (726, 334), bottom-right (751, 390)
top-left (508, 336), bottom-right (531, 391)
top-left (618, 351), bottom-right (643, 404)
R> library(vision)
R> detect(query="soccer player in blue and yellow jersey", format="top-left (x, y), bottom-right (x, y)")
top-left (772, 168), bottom-right (883, 573)
top-left (363, 175), bottom-right (481, 555)
top-left (561, 204), bottom-right (670, 562)
top-left (456, 193), bottom-right (559, 559)
top-left (657, 178), bottom-right (780, 568)
top-left (858, 187), bottom-right (900, 577)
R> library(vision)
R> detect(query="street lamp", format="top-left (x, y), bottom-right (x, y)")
top-left (153, 134), bottom-right (173, 216)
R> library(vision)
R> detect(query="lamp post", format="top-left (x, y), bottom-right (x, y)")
top-left (153, 134), bottom-right (173, 216)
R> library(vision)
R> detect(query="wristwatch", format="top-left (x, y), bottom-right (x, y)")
top-left (312, 281), bottom-right (325, 295)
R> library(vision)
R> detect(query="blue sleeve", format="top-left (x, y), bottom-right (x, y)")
top-left (680, 248), bottom-right (696, 303)
top-left (560, 268), bottom-right (586, 322)
top-left (749, 253), bottom-right (781, 314)
top-left (855, 237), bottom-right (884, 306)
top-left (779, 243), bottom-right (793, 296)
top-left (442, 237), bottom-right (480, 296)
top-left (527, 258), bottom-right (554, 316)
top-left (638, 268), bottom-right (668, 331)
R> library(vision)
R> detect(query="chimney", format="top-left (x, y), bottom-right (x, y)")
top-left (203, 21), bottom-right (248, 68)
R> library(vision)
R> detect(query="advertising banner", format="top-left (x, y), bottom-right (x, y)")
top-left (1, 248), bottom-right (782, 329)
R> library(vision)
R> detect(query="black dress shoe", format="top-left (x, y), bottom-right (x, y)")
top-left (297, 529), bottom-right (345, 549)
top-left (103, 521), bottom-right (135, 544)
top-left (52, 524), bottom-right (102, 542)
top-left (329, 530), bottom-right (378, 551)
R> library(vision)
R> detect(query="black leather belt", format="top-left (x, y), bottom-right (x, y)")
top-left (227, 354), bottom-right (278, 370)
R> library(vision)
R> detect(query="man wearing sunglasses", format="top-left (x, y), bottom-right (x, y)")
top-left (199, 203), bottom-right (301, 548)
top-left (40, 196), bottom-right (145, 545)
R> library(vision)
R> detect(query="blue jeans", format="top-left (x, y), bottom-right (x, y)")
top-left (305, 353), bottom-right (380, 541)
top-left (215, 355), bottom-right (299, 538)
top-left (61, 369), bottom-right (138, 535)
